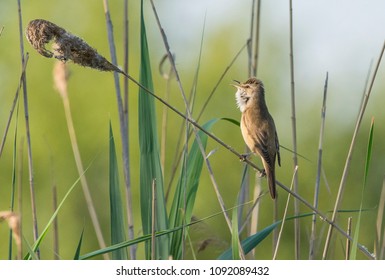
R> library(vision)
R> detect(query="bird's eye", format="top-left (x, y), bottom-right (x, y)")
top-left (244, 85), bottom-right (250, 89)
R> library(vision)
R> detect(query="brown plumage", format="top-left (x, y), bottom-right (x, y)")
top-left (233, 78), bottom-right (281, 199)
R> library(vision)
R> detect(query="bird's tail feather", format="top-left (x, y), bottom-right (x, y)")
top-left (262, 162), bottom-right (276, 199)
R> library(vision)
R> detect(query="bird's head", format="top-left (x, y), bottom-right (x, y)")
top-left (232, 77), bottom-right (264, 112)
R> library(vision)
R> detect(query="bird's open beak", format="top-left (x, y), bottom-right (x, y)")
top-left (231, 79), bottom-right (241, 89)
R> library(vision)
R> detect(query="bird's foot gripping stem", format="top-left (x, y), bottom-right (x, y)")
top-left (258, 169), bottom-right (266, 178)
top-left (239, 152), bottom-right (252, 162)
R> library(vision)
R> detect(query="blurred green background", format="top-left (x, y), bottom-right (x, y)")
top-left (1, 0), bottom-right (385, 260)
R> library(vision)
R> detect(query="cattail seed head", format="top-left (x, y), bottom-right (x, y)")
top-left (26, 19), bottom-right (123, 73)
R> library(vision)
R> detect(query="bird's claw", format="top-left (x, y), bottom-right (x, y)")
top-left (239, 154), bottom-right (249, 162)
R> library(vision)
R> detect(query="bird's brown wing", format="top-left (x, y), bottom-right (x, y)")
top-left (243, 114), bottom-right (274, 168)
top-left (255, 129), bottom-right (274, 167)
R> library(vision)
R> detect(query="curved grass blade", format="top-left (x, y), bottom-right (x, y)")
top-left (221, 117), bottom-right (240, 127)
top-left (109, 123), bottom-right (128, 259)
top-left (139, 0), bottom-right (168, 259)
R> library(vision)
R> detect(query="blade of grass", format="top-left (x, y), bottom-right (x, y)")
top-left (151, 179), bottom-right (157, 260)
top-left (73, 229), bottom-right (84, 260)
top-left (218, 221), bottom-right (280, 260)
top-left (323, 41), bottom-right (385, 259)
top-left (349, 117), bottom-right (374, 260)
top-left (139, 0), bottom-right (168, 259)
top-left (109, 123), bottom-right (128, 260)
top-left (231, 205), bottom-right (240, 260)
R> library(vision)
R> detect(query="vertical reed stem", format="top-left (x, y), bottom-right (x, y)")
top-left (17, 0), bottom-right (39, 258)
top-left (289, 0), bottom-right (300, 259)
top-left (103, 0), bottom-right (136, 259)
top-left (309, 72), bottom-right (328, 259)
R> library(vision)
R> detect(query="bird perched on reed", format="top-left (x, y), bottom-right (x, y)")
top-left (233, 78), bottom-right (281, 199)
